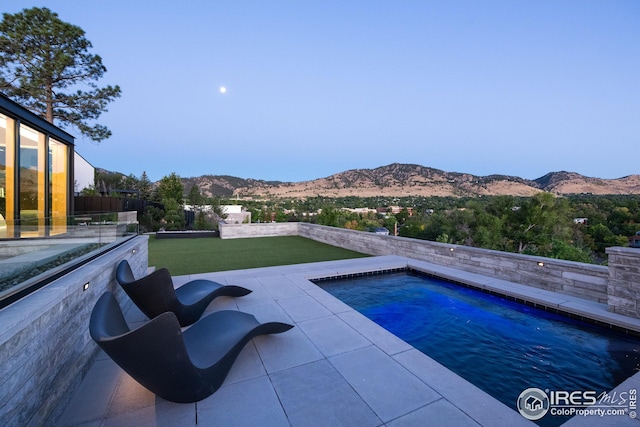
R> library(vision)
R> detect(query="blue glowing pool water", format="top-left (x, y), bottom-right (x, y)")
top-left (317, 272), bottom-right (640, 426)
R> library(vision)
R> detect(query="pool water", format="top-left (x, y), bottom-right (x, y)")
top-left (317, 272), bottom-right (640, 426)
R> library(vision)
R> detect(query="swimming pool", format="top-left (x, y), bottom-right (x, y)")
top-left (316, 271), bottom-right (640, 426)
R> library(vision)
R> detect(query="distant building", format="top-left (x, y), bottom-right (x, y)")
top-left (343, 207), bottom-right (377, 215)
top-left (630, 232), bottom-right (640, 249)
top-left (388, 206), bottom-right (413, 215)
top-left (184, 204), bottom-right (213, 212)
top-left (378, 206), bottom-right (413, 216)
top-left (222, 205), bottom-right (251, 224)
top-left (574, 218), bottom-right (588, 225)
top-left (74, 152), bottom-right (95, 195)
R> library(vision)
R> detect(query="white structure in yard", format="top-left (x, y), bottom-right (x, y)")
top-left (74, 152), bottom-right (94, 195)
top-left (222, 205), bottom-right (251, 224)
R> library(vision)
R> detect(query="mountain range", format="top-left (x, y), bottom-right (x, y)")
top-left (178, 163), bottom-right (640, 199)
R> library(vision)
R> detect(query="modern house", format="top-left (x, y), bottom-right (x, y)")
top-left (0, 94), bottom-right (74, 238)
top-left (0, 96), bottom-right (147, 427)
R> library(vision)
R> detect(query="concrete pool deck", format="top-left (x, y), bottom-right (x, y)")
top-left (55, 256), bottom-right (640, 426)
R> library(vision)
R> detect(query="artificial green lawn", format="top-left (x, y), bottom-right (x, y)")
top-left (147, 235), bottom-right (369, 275)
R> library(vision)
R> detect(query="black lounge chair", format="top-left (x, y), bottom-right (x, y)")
top-left (116, 260), bottom-right (252, 326)
top-left (89, 292), bottom-right (293, 403)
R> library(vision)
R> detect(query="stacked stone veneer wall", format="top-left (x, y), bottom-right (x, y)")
top-left (219, 222), bottom-right (299, 239)
top-left (606, 247), bottom-right (640, 317)
top-left (219, 222), bottom-right (612, 305)
top-left (297, 223), bottom-right (611, 303)
top-left (0, 235), bottom-right (148, 427)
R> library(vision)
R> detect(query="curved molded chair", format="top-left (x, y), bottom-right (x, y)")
top-left (116, 260), bottom-right (252, 326)
top-left (90, 292), bottom-right (293, 403)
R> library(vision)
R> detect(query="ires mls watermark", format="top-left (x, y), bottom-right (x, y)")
top-left (517, 387), bottom-right (637, 421)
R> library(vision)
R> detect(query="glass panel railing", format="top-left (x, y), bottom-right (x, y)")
top-left (0, 213), bottom-right (139, 305)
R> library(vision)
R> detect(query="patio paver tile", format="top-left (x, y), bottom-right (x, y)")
top-left (287, 274), bottom-right (322, 291)
top-left (106, 373), bottom-right (159, 416)
top-left (386, 398), bottom-right (481, 427)
top-left (197, 375), bottom-right (289, 427)
top-left (296, 315), bottom-right (370, 357)
top-left (102, 400), bottom-right (195, 427)
top-left (258, 277), bottom-right (306, 301)
top-left (270, 359), bottom-right (382, 427)
top-left (55, 358), bottom-right (121, 427)
top-left (337, 310), bottom-right (413, 356)
top-left (277, 294), bottom-right (332, 322)
top-left (252, 327), bottom-right (324, 374)
top-left (304, 287), bottom-right (354, 314)
top-left (221, 342), bottom-right (267, 386)
top-left (233, 284), bottom-right (273, 310)
top-left (393, 349), bottom-right (535, 427)
top-left (329, 346), bottom-right (440, 423)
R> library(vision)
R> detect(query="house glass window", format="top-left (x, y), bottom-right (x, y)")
top-left (19, 124), bottom-right (46, 236)
top-left (0, 113), bottom-right (15, 237)
top-left (49, 138), bottom-right (68, 235)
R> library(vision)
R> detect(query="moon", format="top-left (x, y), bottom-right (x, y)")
top-left (219, 86), bottom-right (227, 94)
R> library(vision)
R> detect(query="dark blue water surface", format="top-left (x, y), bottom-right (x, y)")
top-left (318, 272), bottom-right (640, 425)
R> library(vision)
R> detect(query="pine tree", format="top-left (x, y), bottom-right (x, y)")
top-left (0, 7), bottom-right (121, 141)
top-left (157, 173), bottom-right (184, 205)
top-left (137, 172), bottom-right (152, 200)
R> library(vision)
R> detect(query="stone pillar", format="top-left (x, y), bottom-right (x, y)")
top-left (606, 246), bottom-right (640, 318)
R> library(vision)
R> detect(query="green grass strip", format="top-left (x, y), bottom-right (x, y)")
top-left (148, 235), bottom-right (369, 275)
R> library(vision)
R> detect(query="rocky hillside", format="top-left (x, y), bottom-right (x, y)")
top-left (180, 175), bottom-right (282, 198)
top-left (533, 171), bottom-right (640, 195)
top-left (179, 163), bottom-right (640, 199)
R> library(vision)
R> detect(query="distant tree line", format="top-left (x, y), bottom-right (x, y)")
top-left (396, 193), bottom-right (638, 263)
top-left (225, 193), bottom-right (640, 264)
top-left (79, 171), bottom-right (225, 232)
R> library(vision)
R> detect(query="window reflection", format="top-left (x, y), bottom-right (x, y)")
top-left (0, 113), bottom-right (15, 238)
top-left (0, 110), bottom-right (71, 238)
top-left (19, 124), bottom-right (45, 236)
top-left (49, 138), bottom-right (68, 235)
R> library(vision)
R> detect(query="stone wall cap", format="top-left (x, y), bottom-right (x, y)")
top-left (606, 246), bottom-right (640, 255)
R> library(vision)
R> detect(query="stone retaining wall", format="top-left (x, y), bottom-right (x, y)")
top-left (0, 235), bottom-right (149, 427)
top-left (607, 247), bottom-right (640, 317)
top-left (219, 222), bottom-right (621, 308)
top-left (219, 222), bottom-right (299, 239)
top-left (297, 223), bottom-right (610, 304)
top-left (156, 230), bottom-right (220, 239)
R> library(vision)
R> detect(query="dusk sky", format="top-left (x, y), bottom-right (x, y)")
top-left (6, 1), bottom-right (639, 183)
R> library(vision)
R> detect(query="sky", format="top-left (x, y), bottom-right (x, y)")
top-left (4, 1), bottom-right (640, 183)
